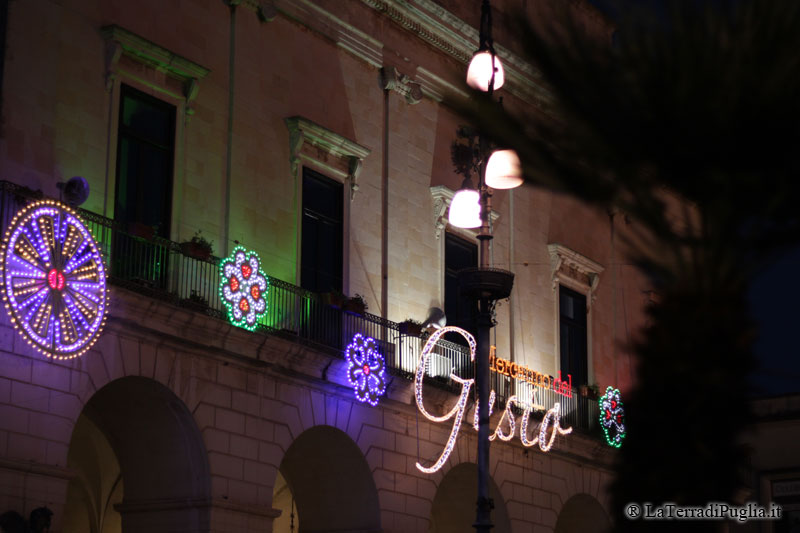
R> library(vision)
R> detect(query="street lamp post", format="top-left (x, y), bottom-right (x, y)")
top-left (449, 1), bottom-right (523, 531)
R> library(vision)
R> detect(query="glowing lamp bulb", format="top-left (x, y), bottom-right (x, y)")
top-left (448, 188), bottom-right (481, 228)
top-left (466, 51), bottom-right (505, 92)
top-left (485, 149), bottom-right (523, 189)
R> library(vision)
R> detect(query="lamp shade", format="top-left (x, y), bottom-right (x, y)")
top-left (449, 188), bottom-right (481, 228)
top-left (485, 149), bottom-right (523, 189)
top-left (466, 51), bottom-right (505, 92)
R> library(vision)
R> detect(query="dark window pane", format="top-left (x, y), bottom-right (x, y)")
top-left (559, 285), bottom-right (588, 387)
top-left (113, 85), bottom-right (175, 289)
top-left (114, 84), bottom-right (175, 238)
top-left (301, 168), bottom-right (343, 294)
top-left (444, 233), bottom-right (478, 343)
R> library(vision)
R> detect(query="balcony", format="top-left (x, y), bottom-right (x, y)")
top-left (0, 181), bottom-right (599, 435)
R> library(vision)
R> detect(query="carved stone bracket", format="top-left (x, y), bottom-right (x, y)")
top-left (379, 67), bottom-right (423, 104)
top-left (430, 185), bottom-right (452, 239)
top-left (548, 243), bottom-right (604, 308)
top-left (285, 117), bottom-right (370, 200)
top-left (101, 25), bottom-right (211, 117)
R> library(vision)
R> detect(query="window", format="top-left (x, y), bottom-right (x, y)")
top-left (115, 84), bottom-right (176, 237)
top-left (444, 232), bottom-right (478, 342)
top-left (560, 285), bottom-right (588, 387)
top-left (113, 85), bottom-right (175, 287)
top-left (301, 168), bottom-right (343, 293)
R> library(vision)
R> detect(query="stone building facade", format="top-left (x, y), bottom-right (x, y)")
top-left (0, 0), bottom-right (649, 531)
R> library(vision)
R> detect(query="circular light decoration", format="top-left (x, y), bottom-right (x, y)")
top-left (1, 200), bottom-right (109, 359)
top-left (599, 386), bottom-right (626, 448)
top-left (345, 333), bottom-right (387, 406)
top-left (219, 246), bottom-right (269, 331)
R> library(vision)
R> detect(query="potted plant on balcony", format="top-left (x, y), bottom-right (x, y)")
top-left (398, 318), bottom-right (423, 336)
top-left (128, 221), bottom-right (157, 241)
top-left (579, 383), bottom-right (599, 400)
top-left (180, 230), bottom-right (214, 261)
top-left (321, 289), bottom-right (346, 309)
top-left (343, 293), bottom-right (368, 315)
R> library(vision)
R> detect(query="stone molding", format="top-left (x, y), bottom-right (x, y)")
top-left (360, 0), bottom-right (553, 106)
top-left (0, 457), bottom-right (75, 480)
top-left (548, 243), bottom-right (604, 305)
top-left (245, 0), bottom-right (552, 107)
top-left (101, 24), bottom-right (210, 116)
top-left (285, 116), bottom-right (371, 200)
top-left (379, 67), bottom-right (423, 104)
top-left (248, 0), bottom-right (384, 68)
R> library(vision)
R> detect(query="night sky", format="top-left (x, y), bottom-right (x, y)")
top-left (585, 0), bottom-right (800, 398)
top-left (749, 248), bottom-right (800, 396)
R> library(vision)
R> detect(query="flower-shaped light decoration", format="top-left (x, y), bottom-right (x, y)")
top-left (219, 246), bottom-right (268, 331)
top-left (345, 333), bottom-right (387, 406)
top-left (599, 386), bottom-right (626, 448)
top-left (1, 200), bottom-right (109, 360)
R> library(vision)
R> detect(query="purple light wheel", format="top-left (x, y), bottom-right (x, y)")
top-left (1, 200), bottom-right (109, 359)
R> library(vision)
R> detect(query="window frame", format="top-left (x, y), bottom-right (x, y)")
top-left (300, 167), bottom-right (345, 294)
top-left (548, 243), bottom-right (604, 389)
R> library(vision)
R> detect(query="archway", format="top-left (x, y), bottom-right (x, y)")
top-left (554, 493), bottom-right (611, 533)
top-left (62, 376), bottom-right (211, 532)
top-left (276, 425), bottom-right (380, 533)
top-left (429, 463), bottom-right (511, 533)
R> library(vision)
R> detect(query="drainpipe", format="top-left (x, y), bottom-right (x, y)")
top-left (223, 0), bottom-right (240, 256)
top-left (381, 87), bottom-right (389, 319)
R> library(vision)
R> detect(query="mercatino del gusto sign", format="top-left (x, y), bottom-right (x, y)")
top-left (414, 326), bottom-right (572, 474)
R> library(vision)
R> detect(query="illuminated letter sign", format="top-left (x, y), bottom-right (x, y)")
top-left (414, 327), bottom-right (572, 474)
top-left (489, 346), bottom-right (573, 398)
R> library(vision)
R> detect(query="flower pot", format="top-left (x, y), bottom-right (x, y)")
top-left (180, 241), bottom-right (211, 261)
top-left (399, 322), bottom-right (423, 336)
top-left (343, 299), bottom-right (366, 315)
top-left (129, 222), bottom-right (156, 241)
top-left (322, 292), bottom-right (345, 309)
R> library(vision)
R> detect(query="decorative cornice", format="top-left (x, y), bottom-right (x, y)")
top-left (101, 25), bottom-right (210, 115)
top-left (101, 25), bottom-right (210, 81)
top-left (262, 0), bottom-right (384, 68)
top-left (548, 243), bottom-right (604, 305)
top-left (416, 66), bottom-right (468, 102)
top-left (360, 0), bottom-right (554, 107)
top-left (285, 116), bottom-right (371, 200)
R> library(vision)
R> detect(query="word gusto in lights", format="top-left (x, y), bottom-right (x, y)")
top-left (414, 326), bottom-right (572, 474)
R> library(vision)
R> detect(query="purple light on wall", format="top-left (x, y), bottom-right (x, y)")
top-left (1, 200), bottom-right (109, 359)
top-left (345, 333), bottom-right (387, 406)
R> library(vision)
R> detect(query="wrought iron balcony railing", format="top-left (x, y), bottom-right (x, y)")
top-left (0, 181), bottom-right (599, 435)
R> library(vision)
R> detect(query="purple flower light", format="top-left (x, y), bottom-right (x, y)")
top-left (345, 333), bottom-right (387, 406)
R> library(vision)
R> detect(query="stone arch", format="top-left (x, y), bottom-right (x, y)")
top-left (62, 376), bottom-right (211, 532)
top-left (277, 424), bottom-right (381, 533)
top-left (554, 493), bottom-right (611, 533)
top-left (429, 462), bottom-right (511, 533)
